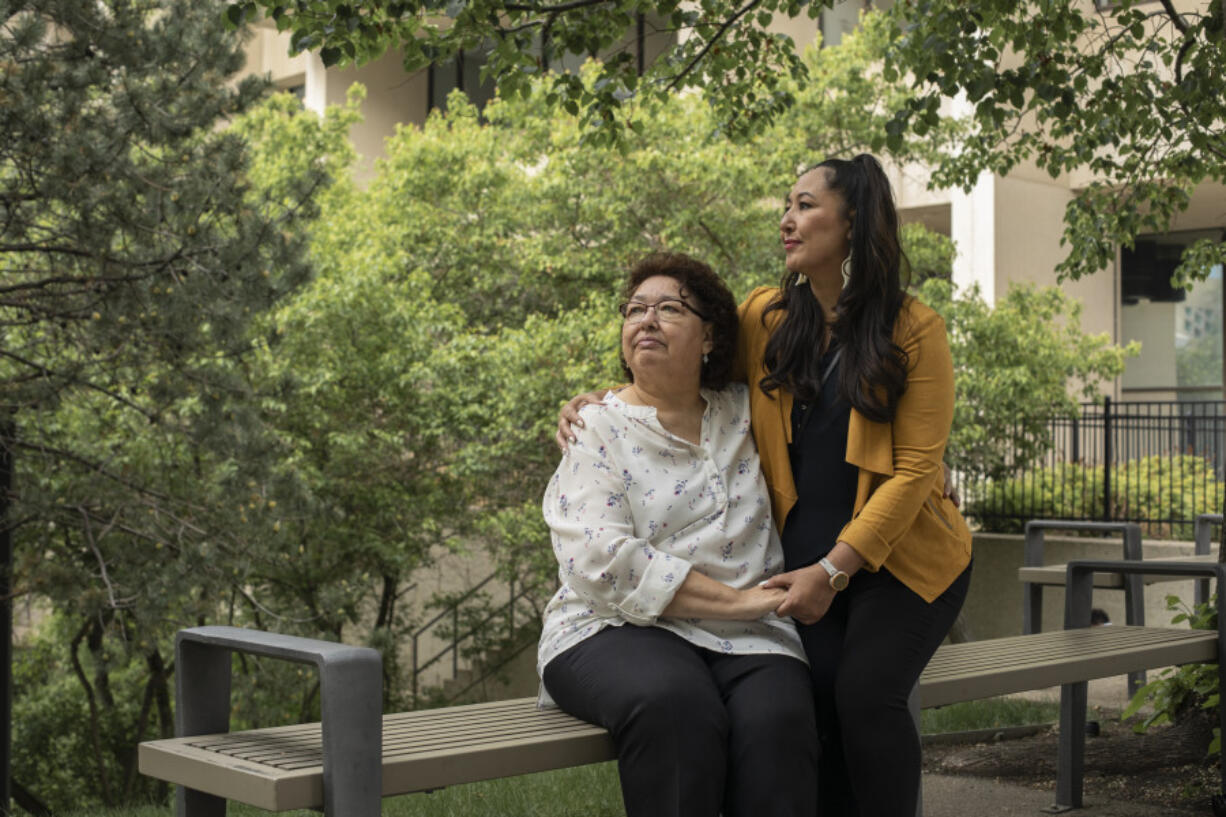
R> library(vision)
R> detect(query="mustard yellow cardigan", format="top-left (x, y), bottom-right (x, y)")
top-left (735, 287), bottom-right (972, 602)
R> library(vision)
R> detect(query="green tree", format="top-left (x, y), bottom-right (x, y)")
top-left (233, 0), bottom-right (1225, 284)
top-left (1, 1), bottom-right (346, 806)
top-left (225, 0), bottom-right (825, 144)
top-left (917, 277), bottom-right (1138, 482)
top-left (265, 21), bottom-right (960, 617)
top-left (883, 0), bottom-right (1226, 284)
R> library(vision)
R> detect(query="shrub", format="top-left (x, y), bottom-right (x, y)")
top-left (1122, 594), bottom-right (1220, 758)
top-left (969, 454), bottom-right (1226, 540)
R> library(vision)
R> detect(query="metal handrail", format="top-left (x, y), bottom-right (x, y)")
top-left (411, 572), bottom-right (499, 638)
top-left (409, 572), bottom-right (546, 701)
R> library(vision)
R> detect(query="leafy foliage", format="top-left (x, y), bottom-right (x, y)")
top-left (224, 0), bottom-right (823, 145)
top-left (971, 455), bottom-right (1226, 541)
top-left (884, 0), bottom-right (1226, 283)
top-left (230, 0), bottom-right (1226, 283)
top-left (1, 1), bottom-right (349, 806)
top-left (1, 8), bottom-right (1144, 808)
top-left (918, 278), bottom-right (1137, 482)
top-left (1123, 593), bottom-right (1222, 757)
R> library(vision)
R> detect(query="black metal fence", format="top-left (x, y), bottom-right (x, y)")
top-left (962, 398), bottom-right (1226, 535)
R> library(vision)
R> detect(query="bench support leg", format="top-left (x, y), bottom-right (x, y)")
top-left (1023, 582), bottom-right (1043, 636)
top-left (909, 683), bottom-right (923, 817)
top-left (175, 639), bottom-right (230, 817)
top-left (1122, 572), bottom-right (1146, 697)
top-left (319, 653), bottom-right (383, 816)
top-left (1046, 680), bottom-right (1087, 813)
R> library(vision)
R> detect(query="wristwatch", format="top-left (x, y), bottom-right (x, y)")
top-left (818, 557), bottom-right (850, 591)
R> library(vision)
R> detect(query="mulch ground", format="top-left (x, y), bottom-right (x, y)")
top-left (921, 708), bottom-right (1221, 813)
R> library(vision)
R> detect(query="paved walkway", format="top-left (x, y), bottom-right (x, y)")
top-left (922, 773), bottom-right (1201, 816)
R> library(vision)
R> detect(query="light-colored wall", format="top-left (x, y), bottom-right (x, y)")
top-left (767, 12), bottom-right (819, 49)
top-left (993, 173), bottom-right (1117, 350)
top-left (950, 173), bottom-right (995, 299)
top-left (316, 49), bottom-right (429, 182)
top-left (244, 26), bottom-right (307, 87)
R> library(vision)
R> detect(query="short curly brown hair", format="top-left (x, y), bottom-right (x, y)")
top-left (619, 253), bottom-right (739, 391)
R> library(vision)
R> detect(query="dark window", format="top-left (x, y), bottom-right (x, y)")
top-left (427, 49), bottom-right (496, 113)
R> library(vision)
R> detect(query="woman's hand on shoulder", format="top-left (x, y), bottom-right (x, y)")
top-left (556, 389), bottom-right (612, 451)
top-left (762, 565), bottom-right (835, 626)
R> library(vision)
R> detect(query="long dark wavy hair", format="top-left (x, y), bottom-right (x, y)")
top-left (760, 154), bottom-right (910, 422)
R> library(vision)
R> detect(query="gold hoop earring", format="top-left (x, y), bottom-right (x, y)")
top-left (841, 253), bottom-right (852, 289)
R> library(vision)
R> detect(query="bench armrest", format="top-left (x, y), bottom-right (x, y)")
top-left (175, 626), bottom-right (382, 817)
top-left (1064, 559), bottom-right (1226, 636)
top-left (1196, 513), bottom-right (1224, 557)
top-left (1024, 520), bottom-right (1142, 567)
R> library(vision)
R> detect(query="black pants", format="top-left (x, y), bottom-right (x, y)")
top-left (801, 563), bottom-right (972, 817)
top-left (542, 625), bottom-right (819, 817)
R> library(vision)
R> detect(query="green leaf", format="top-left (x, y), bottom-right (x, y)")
top-left (320, 45), bottom-right (343, 67)
top-left (224, 3), bottom-right (246, 28)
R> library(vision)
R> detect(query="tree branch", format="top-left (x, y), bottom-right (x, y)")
top-left (70, 618), bottom-right (114, 806)
top-left (79, 506), bottom-right (137, 610)
top-left (1158, 0), bottom-right (1189, 34)
top-left (665, 0), bottom-right (761, 92)
top-left (503, 0), bottom-right (612, 14)
top-left (8, 437), bottom-right (180, 504)
top-left (0, 348), bottom-right (160, 422)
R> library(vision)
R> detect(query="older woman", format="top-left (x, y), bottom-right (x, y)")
top-left (537, 253), bottom-right (818, 817)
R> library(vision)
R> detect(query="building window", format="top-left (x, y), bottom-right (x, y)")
top-left (426, 17), bottom-right (668, 114)
top-left (427, 48), bottom-right (496, 113)
top-left (1121, 230), bottom-right (1225, 397)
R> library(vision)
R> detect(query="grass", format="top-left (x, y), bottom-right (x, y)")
top-left (62, 696), bottom-right (1061, 817)
top-left (62, 764), bottom-right (627, 817)
top-left (920, 695), bottom-right (1062, 735)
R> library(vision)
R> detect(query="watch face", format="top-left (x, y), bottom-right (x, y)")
top-left (831, 573), bottom-right (849, 591)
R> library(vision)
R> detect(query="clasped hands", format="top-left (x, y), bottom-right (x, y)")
top-left (758, 563), bottom-right (836, 626)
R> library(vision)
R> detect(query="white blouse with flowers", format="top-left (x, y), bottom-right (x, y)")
top-left (537, 384), bottom-right (806, 705)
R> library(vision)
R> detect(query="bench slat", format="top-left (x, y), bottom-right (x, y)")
top-left (139, 625), bottom-right (1219, 812)
top-left (919, 626), bottom-right (1216, 707)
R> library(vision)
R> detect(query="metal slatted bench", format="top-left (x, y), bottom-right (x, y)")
top-left (1021, 516), bottom-right (1223, 634)
top-left (139, 560), bottom-right (1226, 816)
top-left (1019, 516), bottom-right (1223, 697)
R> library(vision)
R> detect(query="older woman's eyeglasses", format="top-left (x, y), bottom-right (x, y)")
top-left (618, 297), bottom-right (708, 323)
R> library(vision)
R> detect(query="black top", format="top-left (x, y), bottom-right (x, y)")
top-left (780, 345), bottom-right (858, 571)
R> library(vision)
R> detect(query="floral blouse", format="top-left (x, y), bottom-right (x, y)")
top-left (537, 384), bottom-right (806, 704)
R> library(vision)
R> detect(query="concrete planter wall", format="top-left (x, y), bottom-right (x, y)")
top-left (961, 532), bottom-right (1204, 641)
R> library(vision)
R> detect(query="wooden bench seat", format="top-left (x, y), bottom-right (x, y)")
top-left (140, 698), bottom-right (613, 812)
top-left (139, 560), bottom-right (1226, 815)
